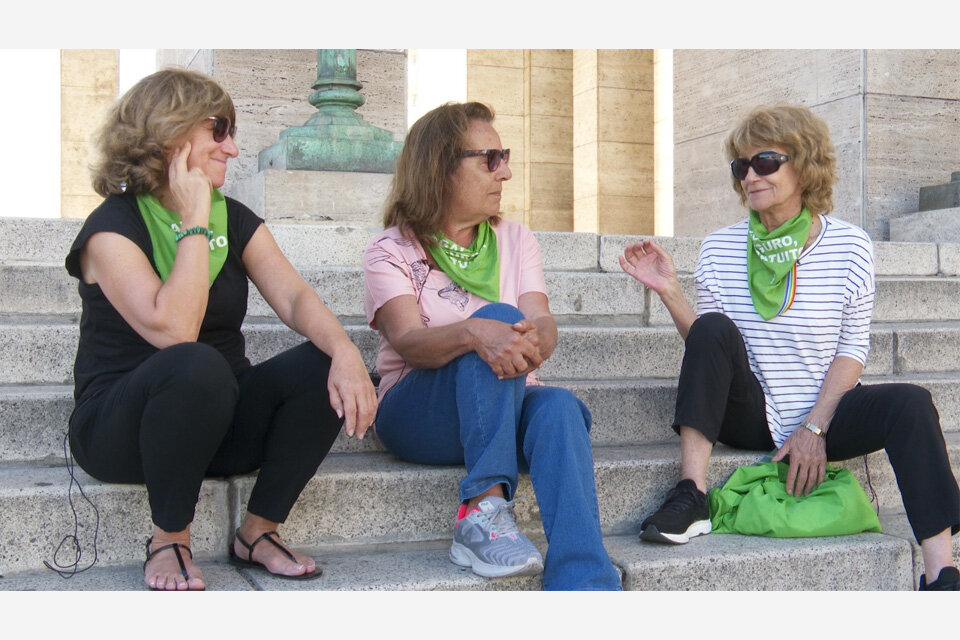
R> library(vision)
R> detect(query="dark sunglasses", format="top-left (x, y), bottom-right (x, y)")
top-left (730, 151), bottom-right (789, 180)
top-left (208, 116), bottom-right (237, 143)
top-left (462, 148), bottom-right (510, 172)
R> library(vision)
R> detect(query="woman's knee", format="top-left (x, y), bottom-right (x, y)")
top-left (469, 302), bottom-right (524, 324)
top-left (687, 312), bottom-right (737, 343)
top-left (147, 343), bottom-right (238, 408)
top-left (888, 384), bottom-right (939, 426)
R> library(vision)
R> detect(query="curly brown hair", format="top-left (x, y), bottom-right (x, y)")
top-left (383, 102), bottom-right (497, 248)
top-left (725, 104), bottom-right (837, 215)
top-left (91, 68), bottom-right (235, 197)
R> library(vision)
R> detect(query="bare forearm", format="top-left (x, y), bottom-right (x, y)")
top-left (390, 319), bottom-right (483, 369)
top-left (658, 283), bottom-right (697, 340)
top-left (805, 355), bottom-right (864, 431)
top-left (286, 288), bottom-right (358, 359)
top-left (159, 235), bottom-right (210, 296)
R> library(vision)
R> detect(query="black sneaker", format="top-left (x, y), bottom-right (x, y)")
top-left (639, 479), bottom-right (711, 544)
top-left (919, 566), bottom-right (960, 591)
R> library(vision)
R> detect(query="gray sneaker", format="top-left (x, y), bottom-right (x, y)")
top-left (449, 497), bottom-right (544, 578)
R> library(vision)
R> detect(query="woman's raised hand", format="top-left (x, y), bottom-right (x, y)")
top-left (167, 142), bottom-right (212, 227)
top-left (618, 239), bottom-right (678, 295)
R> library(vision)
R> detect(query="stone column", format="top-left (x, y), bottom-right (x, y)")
top-left (466, 50), bottom-right (575, 231)
top-left (60, 50), bottom-right (118, 219)
top-left (572, 50), bottom-right (654, 235)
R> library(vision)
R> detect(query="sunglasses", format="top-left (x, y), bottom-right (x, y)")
top-left (208, 116), bottom-right (237, 143)
top-left (462, 148), bottom-right (510, 172)
top-left (730, 152), bottom-right (789, 180)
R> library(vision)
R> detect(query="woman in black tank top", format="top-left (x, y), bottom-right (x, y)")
top-left (65, 68), bottom-right (376, 590)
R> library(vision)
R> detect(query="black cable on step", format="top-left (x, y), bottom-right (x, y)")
top-left (863, 454), bottom-right (879, 517)
top-left (44, 430), bottom-right (100, 578)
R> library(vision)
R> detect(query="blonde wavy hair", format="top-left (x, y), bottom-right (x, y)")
top-left (383, 101), bottom-right (498, 248)
top-left (91, 68), bottom-right (235, 197)
top-left (724, 104), bottom-right (837, 215)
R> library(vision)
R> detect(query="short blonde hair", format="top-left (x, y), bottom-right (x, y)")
top-left (91, 68), bottom-right (235, 197)
top-left (383, 102), bottom-right (497, 248)
top-left (725, 104), bottom-right (836, 215)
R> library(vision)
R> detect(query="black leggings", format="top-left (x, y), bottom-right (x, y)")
top-left (674, 312), bottom-right (960, 543)
top-left (68, 341), bottom-right (343, 532)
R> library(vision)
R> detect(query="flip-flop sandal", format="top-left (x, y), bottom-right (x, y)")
top-left (143, 536), bottom-right (205, 591)
top-left (228, 530), bottom-right (323, 581)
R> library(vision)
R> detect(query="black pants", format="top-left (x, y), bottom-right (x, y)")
top-left (69, 341), bottom-right (342, 532)
top-left (674, 312), bottom-right (960, 543)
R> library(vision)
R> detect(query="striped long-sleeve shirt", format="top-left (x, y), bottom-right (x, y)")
top-left (695, 215), bottom-right (876, 447)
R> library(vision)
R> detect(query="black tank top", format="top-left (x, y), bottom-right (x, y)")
top-left (64, 191), bottom-right (264, 404)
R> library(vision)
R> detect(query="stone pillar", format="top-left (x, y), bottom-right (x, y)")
top-left (60, 50), bottom-right (118, 219)
top-left (572, 50), bottom-right (654, 235)
top-left (466, 50), bottom-right (575, 231)
top-left (672, 49), bottom-right (960, 240)
top-left (522, 50), bottom-right (574, 232)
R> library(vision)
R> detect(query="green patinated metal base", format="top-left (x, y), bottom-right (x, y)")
top-left (259, 49), bottom-right (403, 174)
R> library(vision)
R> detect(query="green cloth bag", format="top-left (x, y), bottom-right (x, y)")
top-left (708, 461), bottom-right (881, 537)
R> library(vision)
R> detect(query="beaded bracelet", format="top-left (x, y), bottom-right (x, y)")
top-left (174, 226), bottom-right (214, 243)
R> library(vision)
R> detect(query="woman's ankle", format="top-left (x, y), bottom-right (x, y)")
top-left (465, 485), bottom-right (506, 511)
top-left (150, 524), bottom-right (191, 549)
top-left (237, 512), bottom-right (279, 542)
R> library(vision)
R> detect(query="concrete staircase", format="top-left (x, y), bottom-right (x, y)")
top-left (1, 217), bottom-right (958, 591)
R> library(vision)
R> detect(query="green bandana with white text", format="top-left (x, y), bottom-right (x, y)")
top-left (136, 189), bottom-right (228, 285)
top-left (746, 207), bottom-right (811, 320)
top-left (427, 220), bottom-right (500, 302)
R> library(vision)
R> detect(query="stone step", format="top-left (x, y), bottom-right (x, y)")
top-left (0, 523), bottom-right (929, 590)
top-left (0, 263), bottom-right (648, 322)
top-left (5, 316), bottom-right (960, 385)
top-left (2, 217), bottom-right (958, 277)
top-left (6, 261), bottom-right (960, 326)
top-left (605, 529), bottom-right (913, 591)
top-left (5, 373), bottom-right (959, 465)
top-left (0, 218), bottom-right (599, 272)
top-left (2, 433), bottom-right (956, 576)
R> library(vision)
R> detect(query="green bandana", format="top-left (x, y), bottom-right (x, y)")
top-left (426, 220), bottom-right (500, 302)
top-left (136, 190), bottom-right (228, 285)
top-left (747, 207), bottom-right (811, 320)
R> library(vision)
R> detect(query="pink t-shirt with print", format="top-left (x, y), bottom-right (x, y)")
top-left (363, 219), bottom-right (548, 399)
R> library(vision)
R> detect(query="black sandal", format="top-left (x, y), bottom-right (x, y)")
top-left (143, 536), bottom-right (204, 591)
top-left (228, 530), bottom-right (322, 580)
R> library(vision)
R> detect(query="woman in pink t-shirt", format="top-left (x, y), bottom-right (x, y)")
top-left (363, 102), bottom-right (619, 590)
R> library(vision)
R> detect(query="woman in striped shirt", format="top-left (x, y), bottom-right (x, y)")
top-left (620, 104), bottom-right (959, 590)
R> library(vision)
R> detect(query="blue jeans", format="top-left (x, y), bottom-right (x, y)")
top-left (375, 303), bottom-right (621, 590)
